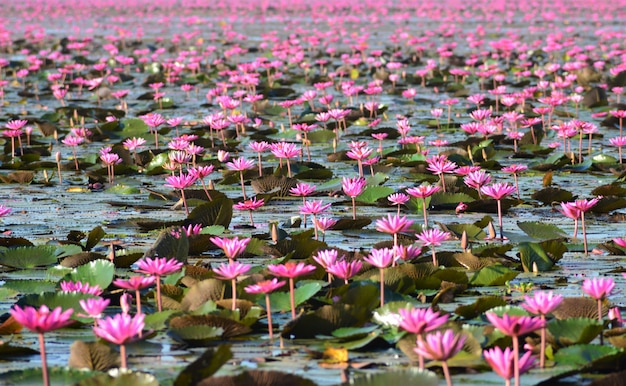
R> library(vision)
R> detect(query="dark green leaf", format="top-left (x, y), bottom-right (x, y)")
top-left (174, 345), bottom-right (233, 386)
top-left (548, 318), bottom-right (604, 347)
top-left (517, 222), bottom-right (567, 240)
top-left (469, 264), bottom-right (519, 286)
top-left (65, 259), bottom-right (115, 290)
top-left (554, 344), bottom-right (618, 366)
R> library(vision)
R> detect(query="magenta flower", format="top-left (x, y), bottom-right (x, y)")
top-left (614, 237), bottom-right (626, 249)
top-left (414, 330), bottom-right (465, 386)
top-left (347, 146), bottom-right (373, 177)
top-left (406, 184), bottom-right (440, 227)
top-left (233, 197), bottom-right (265, 227)
top-left (60, 280), bottom-right (103, 296)
top-left (244, 278), bottom-right (286, 339)
top-left (501, 164), bottom-right (528, 199)
top-left (313, 249), bottom-right (339, 269)
top-left (464, 170), bottom-right (491, 198)
top-left (558, 202), bottom-right (581, 240)
top-left (268, 262), bottom-right (316, 319)
top-left (416, 228), bottom-right (450, 267)
top-left (249, 140), bottom-right (270, 175)
top-left (326, 260), bottom-right (362, 285)
top-left (522, 291), bottom-right (563, 368)
top-left (226, 156), bottom-right (255, 199)
top-left (209, 236), bottom-right (250, 260)
top-left (142, 113), bottom-right (165, 148)
top-left (93, 313), bottom-right (145, 369)
top-left (481, 183), bottom-right (516, 240)
top-left (364, 248), bottom-right (395, 306)
top-left (135, 257), bottom-right (183, 312)
top-left (271, 142), bottom-right (300, 177)
top-left (0, 205), bottom-right (11, 217)
top-left (165, 173), bottom-right (197, 215)
top-left (426, 155), bottom-right (457, 192)
top-left (572, 197), bottom-right (601, 255)
top-left (113, 276), bottom-right (156, 314)
top-left (61, 135), bottom-right (84, 170)
top-left (398, 306), bottom-right (449, 369)
top-left (79, 297), bottom-right (110, 320)
top-left (313, 216), bottom-right (337, 241)
top-left (11, 305), bottom-right (73, 386)
top-left (213, 261), bottom-right (251, 310)
top-left (299, 200), bottom-right (332, 239)
top-left (484, 347), bottom-right (535, 386)
top-left (486, 312), bottom-right (545, 386)
top-left (376, 214), bottom-right (414, 248)
top-left (342, 176), bottom-right (367, 219)
top-left (387, 192), bottom-right (410, 215)
top-left (188, 165), bottom-right (215, 201)
top-left (583, 276), bottom-right (615, 338)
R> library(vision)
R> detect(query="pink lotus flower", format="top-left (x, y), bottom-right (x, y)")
top-left (582, 277), bottom-right (614, 335)
top-left (210, 236), bottom-right (251, 260)
top-left (93, 313), bottom-right (145, 369)
top-left (299, 200), bottom-right (332, 239)
top-left (387, 192), bottom-right (410, 215)
top-left (313, 216), bottom-right (337, 241)
top-left (233, 197), bottom-right (265, 227)
top-left (406, 185), bottom-right (440, 228)
top-left (342, 176), bottom-right (367, 219)
top-left (426, 155), bottom-right (457, 192)
top-left (364, 248), bottom-right (395, 306)
top-left (113, 276), bottom-right (156, 314)
top-left (416, 228), bottom-right (450, 267)
top-left (135, 257), bottom-right (183, 312)
top-left (326, 259), bottom-right (362, 285)
top-left (244, 278), bottom-right (286, 339)
top-left (165, 173), bottom-right (197, 215)
top-left (11, 305), bottom-right (73, 386)
top-left (60, 280), bottom-right (103, 296)
top-left (522, 291), bottom-right (563, 368)
top-left (486, 312), bottom-right (545, 386)
top-left (484, 347), bottom-right (535, 385)
top-left (226, 156), bottom-right (255, 199)
top-left (376, 214), bottom-right (414, 248)
top-left (399, 306), bottom-right (448, 369)
top-left (268, 262), bottom-right (316, 319)
top-left (464, 170), bottom-right (491, 198)
top-left (0, 205), bottom-right (11, 217)
top-left (414, 330), bottom-right (465, 386)
top-left (213, 261), bottom-right (251, 310)
top-left (79, 297), bottom-right (110, 322)
top-left (558, 202), bottom-right (581, 240)
top-left (481, 183), bottom-right (516, 240)
top-left (571, 197), bottom-right (601, 255)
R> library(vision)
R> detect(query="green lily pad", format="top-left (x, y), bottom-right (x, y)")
top-left (169, 325), bottom-right (224, 345)
top-left (64, 259), bottom-right (115, 290)
top-left (0, 367), bottom-right (97, 385)
top-left (548, 318), bottom-right (604, 347)
top-left (75, 369), bottom-right (159, 386)
top-left (120, 118), bottom-right (149, 138)
top-left (85, 226), bottom-right (106, 251)
top-left (469, 264), bottom-right (519, 286)
top-left (143, 310), bottom-right (178, 331)
top-left (455, 296), bottom-right (507, 319)
top-left (331, 325), bottom-right (379, 338)
top-left (17, 291), bottom-right (96, 315)
top-left (351, 368), bottom-right (439, 386)
top-left (440, 222), bottom-right (486, 240)
top-left (429, 192), bottom-right (475, 209)
top-left (0, 245), bottom-right (59, 268)
top-left (281, 303), bottom-right (370, 339)
top-left (307, 130), bottom-right (336, 143)
top-left (3, 280), bottom-right (57, 294)
top-left (531, 187), bottom-right (573, 205)
top-left (517, 222), bottom-right (567, 240)
top-left (356, 186), bottom-right (395, 204)
top-left (174, 345), bottom-right (232, 386)
top-left (266, 282), bottom-right (321, 313)
top-left (554, 344), bottom-right (619, 366)
top-left (143, 227), bottom-right (189, 263)
top-left (185, 197), bottom-right (233, 228)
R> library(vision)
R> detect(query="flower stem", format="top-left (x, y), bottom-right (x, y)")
top-left (513, 335), bottom-right (520, 386)
top-left (231, 278), bottom-right (237, 311)
top-left (497, 199), bottom-right (504, 240)
top-left (135, 289), bottom-right (142, 315)
top-left (422, 197), bottom-right (428, 228)
top-left (239, 170), bottom-right (247, 199)
top-left (442, 361), bottom-right (453, 386)
top-left (180, 189), bottom-right (189, 216)
top-left (265, 294), bottom-right (274, 340)
top-left (351, 197), bottom-right (356, 220)
top-left (598, 298), bottom-right (604, 345)
top-left (39, 333), bottom-right (50, 386)
top-left (289, 278), bottom-right (296, 319)
top-left (417, 333), bottom-right (425, 369)
top-left (379, 268), bottom-right (385, 306)
top-left (540, 314), bottom-right (546, 368)
top-left (581, 212), bottom-right (588, 255)
top-left (156, 276), bottom-right (162, 312)
top-left (120, 344), bottom-right (127, 369)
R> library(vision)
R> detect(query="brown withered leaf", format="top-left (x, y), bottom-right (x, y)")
top-left (68, 340), bottom-right (119, 371)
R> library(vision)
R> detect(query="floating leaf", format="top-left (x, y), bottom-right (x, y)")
top-left (64, 259), bottom-right (115, 290)
top-left (0, 340), bottom-right (38, 358)
top-left (181, 279), bottom-right (225, 311)
top-left (0, 367), bottom-right (97, 385)
top-left (553, 297), bottom-right (604, 320)
top-left (429, 192), bottom-right (475, 209)
top-left (282, 304), bottom-right (370, 339)
top-left (143, 227), bottom-right (188, 263)
top-left (17, 291), bottom-right (96, 315)
top-left (331, 325), bottom-right (379, 338)
top-left (307, 130), bottom-right (336, 143)
top-left (440, 222), bottom-right (486, 240)
top-left (469, 264), bottom-right (519, 286)
top-left (592, 184), bottom-right (626, 197)
top-left (590, 196), bottom-right (626, 213)
top-left (267, 282), bottom-right (321, 313)
top-left (554, 344), bottom-right (619, 367)
top-left (0, 245), bottom-right (59, 268)
top-left (143, 310), bottom-right (177, 331)
top-left (330, 217), bottom-right (372, 230)
top-left (517, 222), bottom-right (567, 240)
top-left (548, 318), bottom-right (604, 347)
top-left (68, 341), bottom-right (120, 371)
top-left (3, 279), bottom-right (57, 294)
top-left (199, 370), bottom-right (317, 386)
top-left (356, 186), bottom-right (395, 204)
top-left (74, 369), bottom-right (158, 386)
top-left (169, 325), bottom-right (224, 345)
top-left (174, 345), bottom-right (233, 386)
top-left (455, 296), bottom-right (507, 319)
top-left (519, 242), bottom-right (555, 272)
top-left (350, 368), bottom-right (439, 386)
top-left (185, 197), bottom-right (233, 228)
top-left (531, 187), bottom-right (573, 205)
